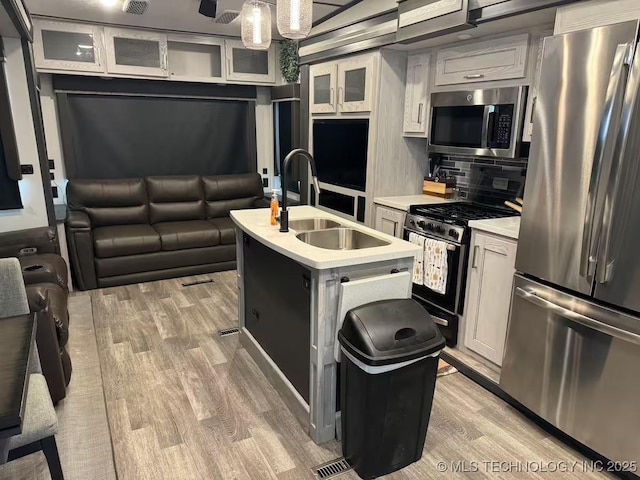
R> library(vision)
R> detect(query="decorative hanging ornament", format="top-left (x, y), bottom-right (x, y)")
top-left (241, 0), bottom-right (272, 50)
top-left (277, 0), bottom-right (312, 39)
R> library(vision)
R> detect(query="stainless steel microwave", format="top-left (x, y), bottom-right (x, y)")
top-left (429, 86), bottom-right (528, 158)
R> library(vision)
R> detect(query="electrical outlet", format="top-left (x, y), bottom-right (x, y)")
top-left (52, 186), bottom-right (58, 198)
top-left (262, 168), bottom-right (268, 174)
top-left (50, 172), bottom-right (55, 180)
top-left (48, 159), bottom-right (55, 170)
top-left (262, 178), bottom-right (269, 188)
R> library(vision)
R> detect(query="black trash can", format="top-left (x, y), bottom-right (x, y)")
top-left (338, 298), bottom-right (445, 480)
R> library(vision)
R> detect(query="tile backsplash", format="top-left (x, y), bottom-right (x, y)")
top-left (437, 155), bottom-right (528, 206)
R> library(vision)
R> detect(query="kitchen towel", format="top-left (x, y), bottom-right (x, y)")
top-left (408, 232), bottom-right (425, 286)
top-left (334, 271), bottom-right (412, 363)
top-left (423, 238), bottom-right (448, 295)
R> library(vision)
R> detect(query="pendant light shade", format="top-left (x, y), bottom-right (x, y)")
top-left (277, 0), bottom-right (312, 39)
top-left (241, 0), bottom-right (272, 50)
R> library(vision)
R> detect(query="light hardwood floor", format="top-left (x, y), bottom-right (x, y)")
top-left (2, 271), bottom-right (614, 479)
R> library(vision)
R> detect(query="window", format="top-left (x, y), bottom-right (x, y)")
top-left (0, 40), bottom-right (23, 210)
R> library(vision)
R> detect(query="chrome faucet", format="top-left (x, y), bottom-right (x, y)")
top-left (280, 149), bottom-right (321, 233)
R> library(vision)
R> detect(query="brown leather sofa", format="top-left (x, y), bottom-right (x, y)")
top-left (66, 173), bottom-right (267, 290)
top-left (0, 227), bottom-right (72, 404)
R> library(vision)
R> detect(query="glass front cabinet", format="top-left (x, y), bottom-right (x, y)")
top-left (34, 21), bottom-right (105, 73)
top-left (104, 27), bottom-right (169, 77)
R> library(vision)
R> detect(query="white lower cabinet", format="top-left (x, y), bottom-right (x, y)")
top-left (464, 230), bottom-right (517, 366)
top-left (374, 206), bottom-right (405, 238)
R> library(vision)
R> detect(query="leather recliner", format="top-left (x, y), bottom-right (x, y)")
top-left (0, 227), bottom-right (72, 404)
top-left (66, 173), bottom-right (268, 290)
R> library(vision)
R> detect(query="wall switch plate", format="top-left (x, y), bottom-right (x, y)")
top-left (262, 168), bottom-right (268, 174)
top-left (50, 172), bottom-right (55, 180)
top-left (262, 178), bottom-right (269, 188)
top-left (21, 164), bottom-right (34, 175)
top-left (52, 186), bottom-right (58, 198)
top-left (48, 159), bottom-right (55, 170)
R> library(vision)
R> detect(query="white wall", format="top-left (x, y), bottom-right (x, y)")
top-left (0, 36), bottom-right (49, 233)
top-left (39, 74), bottom-right (67, 205)
top-left (311, 0), bottom-right (398, 36)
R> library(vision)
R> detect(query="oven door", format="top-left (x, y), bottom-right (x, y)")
top-left (403, 229), bottom-right (465, 315)
top-left (429, 86), bottom-right (527, 158)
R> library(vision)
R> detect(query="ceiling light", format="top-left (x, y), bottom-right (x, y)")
top-left (277, 0), bottom-right (312, 39)
top-left (241, 0), bottom-right (271, 50)
top-left (101, 0), bottom-right (119, 7)
top-left (457, 33), bottom-right (473, 40)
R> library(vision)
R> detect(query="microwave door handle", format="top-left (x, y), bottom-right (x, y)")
top-left (597, 45), bottom-right (640, 284)
top-left (486, 110), bottom-right (496, 148)
top-left (579, 43), bottom-right (632, 279)
top-left (480, 105), bottom-right (491, 148)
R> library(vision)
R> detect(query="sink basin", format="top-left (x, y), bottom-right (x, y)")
top-left (289, 218), bottom-right (342, 231)
top-left (296, 228), bottom-right (390, 250)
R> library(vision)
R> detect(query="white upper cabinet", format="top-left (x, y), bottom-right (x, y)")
top-left (167, 34), bottom-right (225, 83)
top-left (104, 28), bottom-right (168, 77)
top-left (337, 55), bottom-right (375, 113)
top-left (225, 40), bottom-right (276, 84)
top-left (34, 20), bottom-right (105, 73)
top-left (435, 33), bottom-right (530, 86)
top-left (310, 63), bottom-right (338, 114)
top-left (464, 231), bottom-right (517, 366)
top-left (403, 53), bottom-right (431, 137)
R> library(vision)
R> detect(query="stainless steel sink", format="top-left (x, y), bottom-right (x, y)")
top-left (296, 228), bottom-right (390, 250)
top-left (289, 218), bottom-right (342, 231)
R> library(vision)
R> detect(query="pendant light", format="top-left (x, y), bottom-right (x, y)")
top-left (241, 0), bottom-right (272, 50)
top-left (277, 0), bottom-right (312, 39)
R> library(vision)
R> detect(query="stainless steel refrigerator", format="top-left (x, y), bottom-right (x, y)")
top-left (501, 20), bottom-right (640, 465)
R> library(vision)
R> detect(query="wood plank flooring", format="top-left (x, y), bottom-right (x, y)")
top-left (2, 271), bottom-right (615, 479)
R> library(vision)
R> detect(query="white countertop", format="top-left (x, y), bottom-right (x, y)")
top-left (469, 216), bottom-right (521, 240)
top-left (374, 195), bottom-right (453, 212)
top-left (231, 206), bottom-right (420, 270)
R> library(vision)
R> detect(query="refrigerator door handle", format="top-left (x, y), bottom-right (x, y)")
top-left (597, 45), bottom-right (640, 284)
top-left (515, 287), bottom-right (640, 345)
top-left (579, 43), bottom-right (633, 279)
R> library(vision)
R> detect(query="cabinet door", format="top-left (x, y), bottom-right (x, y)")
top-left (225, 40), bottom-right (275, 83)
top-left (337, 56), bottom-right (375, 113)
top-left (403, 54), bottom-right (430, 136)
top-left (310, 63), bottom-right (337, 114)
top-left (435, 33), bottom-right (529, 86)
top-left (374, 206), bottom-right (405, 238)
top-left (167, 34), bottom-right (225, 83)
top-left (464, 231), bottom-right (517, 366)
top-left (34, 21), bottom-right (105, 73)
top-left (104, 28), bottom-right (168, 77)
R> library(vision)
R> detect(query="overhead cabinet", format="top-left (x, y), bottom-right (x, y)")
top-left (310, 54), bottom-right (376, 114)
top-left (225, 39), bottom-right (276, 83)
top-left (403, 53), bottom-right (431, 137)
top-left (435, 33), bottom-right (529, 86)
top-left (33, 21), bottom-right (105, 73)
top-left (104, 28), bottom-right (168, 77)
top-left (167, 34), bottom-right (225, 83)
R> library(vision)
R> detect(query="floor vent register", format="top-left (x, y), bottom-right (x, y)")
top-left (312, 458), bottom-right (352, 479)
top-left (218, 327), bottom-right (240, 337)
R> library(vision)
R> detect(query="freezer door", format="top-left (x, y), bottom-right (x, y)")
top-left (516, 22), bottom-right (639, 295)
top-left (594, 44), bottom-right (640, 312)
top-left (501, 275), bottom-right (640, 465)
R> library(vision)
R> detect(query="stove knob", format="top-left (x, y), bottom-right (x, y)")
top-left (409, 219), bottom-right (416, 225)
top-left (435, 225), bottom-right (446, 234)
top-left (449, 229), bottom-right (459, 240)
top-left (426, 223), bottom-right (435, 231)
top-left (417, 221), bottom-right (426, 229)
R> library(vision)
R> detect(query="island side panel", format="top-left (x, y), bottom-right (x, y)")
top-left (309, 257), bottom-right (415, 444)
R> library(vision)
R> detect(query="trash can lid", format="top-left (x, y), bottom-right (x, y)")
top-left (337, 299), bottom-right (445, 367)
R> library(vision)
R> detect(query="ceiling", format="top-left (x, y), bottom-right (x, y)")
top-left (24, 0), bottom-right (356, 37)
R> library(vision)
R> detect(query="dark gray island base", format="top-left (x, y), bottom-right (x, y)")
top-left (231, 206), bottom-right (418, 444)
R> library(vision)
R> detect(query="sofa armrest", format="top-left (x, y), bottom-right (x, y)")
top-left (0, 227), bottom-right (58, 257)
top-left (66, 210), bottom-right (92, 230)
top-left (65, 211), bottom-right (97, 290)
top-left (253, 197), bottom-right (271, 208)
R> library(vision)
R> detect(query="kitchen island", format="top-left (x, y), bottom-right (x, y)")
top-left (231, 206), bottom-right (420, 444)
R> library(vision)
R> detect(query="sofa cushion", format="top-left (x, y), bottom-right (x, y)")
top-left (146, 176), bottom-right (205, 224)
top-left (67, 178), bottom-right (149, 227)
top-left (153, 220), bottom-right (220, 251)
top-left (208, 217), bottom-right (236, 245)
top-left (93, 225), bottom-right (161, 258)
top-left (203, 173), bottom-right (264, 218)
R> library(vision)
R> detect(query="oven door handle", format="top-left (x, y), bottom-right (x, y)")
top-left (404, 229), bottom-right (459, 251)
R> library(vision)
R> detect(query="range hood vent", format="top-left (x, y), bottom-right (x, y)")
top-left (396, 0), bottom-right (474, 44)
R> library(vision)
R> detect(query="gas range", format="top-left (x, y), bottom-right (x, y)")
top-left (405, 202), bottom-right (516, 244)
